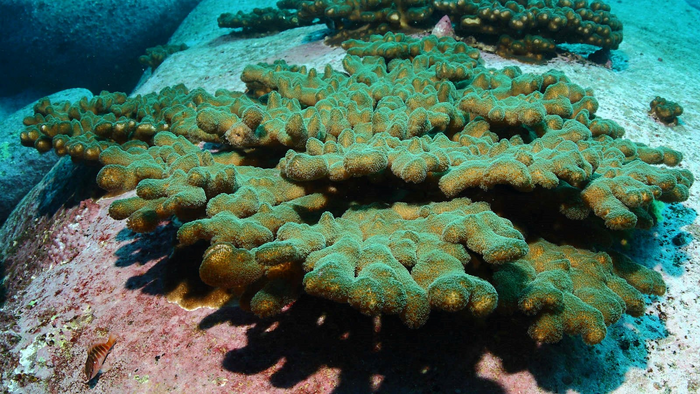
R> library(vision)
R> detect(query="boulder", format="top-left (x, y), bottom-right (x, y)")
top-left (0, 0), bottom-right (201, 95)
top-left (0, 88), bottom-right (92, 225)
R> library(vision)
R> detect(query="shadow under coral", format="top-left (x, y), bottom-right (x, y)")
top-left (203, 291), bottom-right (665, 394)
top-left (121, 245), bottom-right (667, 393)
top-left (112, 206), bottom-right (682, 393)
top-left (619, 203), bottom-right (697, 278)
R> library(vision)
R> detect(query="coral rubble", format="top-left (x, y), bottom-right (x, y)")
top-left (20, 33), bottom-right (693, 345)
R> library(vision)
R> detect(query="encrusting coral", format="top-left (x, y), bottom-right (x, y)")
top-left (21, 32), bottom-right (693, 345)
top-left (219, 0), bottom-right (623, 61)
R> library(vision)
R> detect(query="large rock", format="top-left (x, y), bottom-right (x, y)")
top-left (0, 88), bottom-right (92, 225)
top-left (0, 0), bottom-right (201, 95)
top-left (687, 0), bottom-right (700, 10)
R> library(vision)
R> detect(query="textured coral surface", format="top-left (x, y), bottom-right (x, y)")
top-left (139, 43), bottom-right (190, 70)
top-left (0, 156), bottom-right (694, 393)
top-left (2, 0), bottom-right (700, 392)
top-left (17, 33), bottom-right (692, 347)
top-left (220, 0), bottom-right (624, 60)
top-left (648, 96), bottom-right (683, 126)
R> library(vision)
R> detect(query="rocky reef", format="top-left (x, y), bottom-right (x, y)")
top-left (18, 32), bottom-right (692, 346)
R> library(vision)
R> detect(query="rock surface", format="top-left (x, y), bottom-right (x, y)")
top-left (0, 88), bottom-right (92, 225)
top-left (0, 0), bottom-right (201, 95)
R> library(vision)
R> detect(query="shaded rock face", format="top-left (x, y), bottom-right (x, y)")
top-left (0, 88), bottom-right (92, 226)
top-left (687, 0), bottom-right (700, 10)
top-left (0, 0), bottom-right (201, 96)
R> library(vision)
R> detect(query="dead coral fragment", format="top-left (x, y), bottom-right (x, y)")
top-left (431, 15), bottom-right (456, 38)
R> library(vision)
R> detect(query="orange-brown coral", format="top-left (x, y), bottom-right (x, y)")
top-left (19, 85), bottom-right (245, 161)
top-left (649, 96), bottom-right (683, 126)
top-left (492, 239), bottom-right (665, 344)
top-left (139, 43), bottom-right (189, 70)
top-left (220, 0), bottom-right (623, 61)
top-left (19, 32), bottom-right (692, 345)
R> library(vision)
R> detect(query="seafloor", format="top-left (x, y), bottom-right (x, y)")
top-left (0, 0), bottom-right (699, 393)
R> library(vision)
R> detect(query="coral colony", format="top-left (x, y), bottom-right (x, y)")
top-left (20, 2), bottom-right (692, 346)
top-left (649, 96), bottom-right (684, 126)
top-left (219, 0), bottom-right (623, 62)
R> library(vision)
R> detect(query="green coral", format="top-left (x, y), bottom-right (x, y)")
top-left (493, 239), bottom-right (665, 344)
top-left (496, 34), bottom-right (556, 63)
top-left (19, 33), bottom-right (693, 345)
top-left (434, 0), bottom-right (623, 57)
top-left (139, 43), bottom-right (189, 70)
top-left (220, 0), bottom-right (623, 60)
top-left (19, 85), bottom-right (248, 161)
top-left (218, 7), bottom-right (315, 33)
top-left (649, 96), bottom-right (683, 126)
top-left (220, 0), bottom-right (436, 43)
